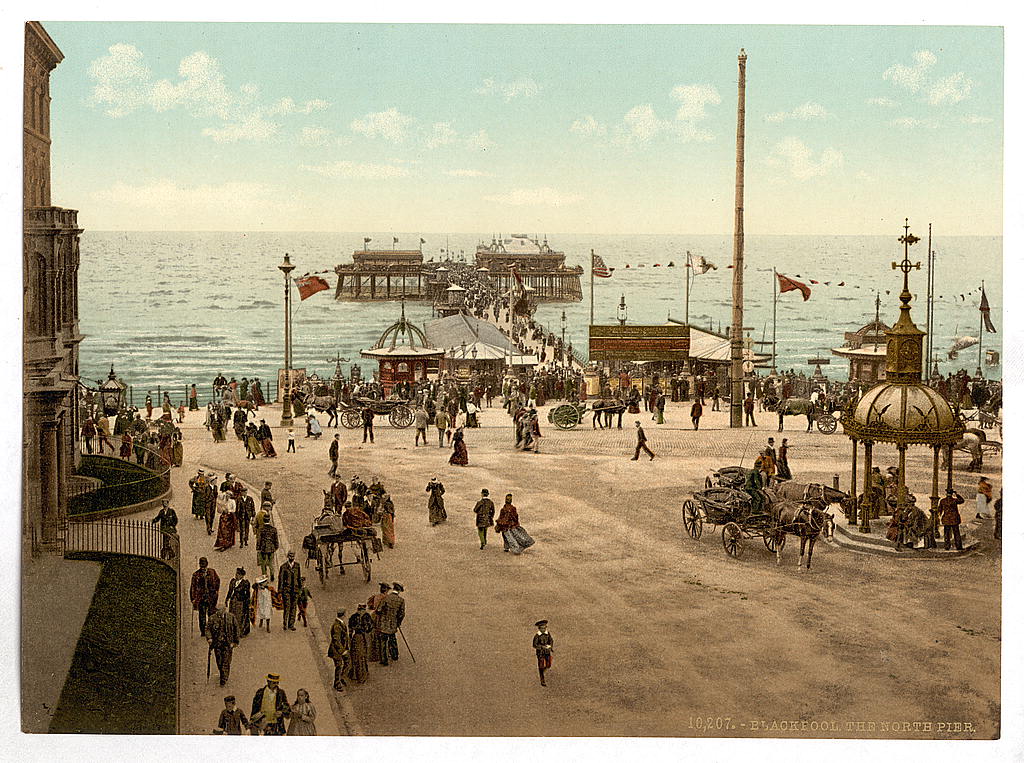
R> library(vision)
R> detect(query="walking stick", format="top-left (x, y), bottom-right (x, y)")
top-left (207, 643), bottom-right (213, 683)
top-left (398, 625), bottom-right (416, 663)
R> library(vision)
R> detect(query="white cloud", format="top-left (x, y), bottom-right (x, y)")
top-left (86, 43), bottom-right (329, 143)
top-left (425, 122), bottom-right (459, 148)
top-left (483, 187), bottom-right (582, 206)
top-left (299, 126), bottom-right (333, 146)
top-left (475, 77), bottom-right (541, 101)
top-left (670, 84), bottom-right (721, 121)
top-left (766, 137), bottom-right (843, 180)
top-left (201, 113), bottom-right (280, 143)
top-left (267, 97), bottom-right (330, 116)
top-left (93, 179), bottom-right (272, 210)
top-left (890, 116), bottom-right (939, 129)
top-left (350, 108), bottom-right (414, 143)
top-left (570, 115), bottom-right (607, 137)
top-left (764, 101), bottom-right (830, 123)
top-left (465, 130), bottom-right (495, 151)
top-left (619, 104), bottom-right (663, 145)
top-left (445, 169), bottom-right (493, 178)
top-left (963, 114), bottom-right (994, 124)
top-left (300, 161), bottom-right (411, 179)
top-left (866, 97), bottom-right (899, 107)
top-left (883, 50), bottom-right (937, 92)
top-left (927, 72), bottom-right (973, 105)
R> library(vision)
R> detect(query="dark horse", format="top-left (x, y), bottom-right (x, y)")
top-left (769, 498), bottom-right (831, 571)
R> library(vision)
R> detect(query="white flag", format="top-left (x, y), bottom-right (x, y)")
top-left (688, 252), bottom-right (717, 275)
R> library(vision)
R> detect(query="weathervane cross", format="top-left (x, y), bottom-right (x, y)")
top-left (892, 217), bottom-right (921, 293)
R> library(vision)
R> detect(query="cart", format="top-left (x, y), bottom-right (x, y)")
top-left (547, 402), bottom-right (588, 430)
top-left (681, 486), bottom-right (785, 558)
top-left (340, 397), bottom-right (414, 429)
top-left (306, 514), bottom-right (378, 586)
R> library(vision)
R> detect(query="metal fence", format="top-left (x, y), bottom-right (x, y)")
top-left (122, 381), bottom-right (279, 409)
top-left (71, 441), bottom-right (172, 517)
top-left (63, 517), bottom-right (182, 732)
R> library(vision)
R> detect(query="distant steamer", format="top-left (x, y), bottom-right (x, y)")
top-left (333, 234), bottom-right (583, 303)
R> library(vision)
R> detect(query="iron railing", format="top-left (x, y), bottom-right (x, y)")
top-left (70, 444), bottom-right (171, 517)
top-left (63, 517), bottom-right (181, 732)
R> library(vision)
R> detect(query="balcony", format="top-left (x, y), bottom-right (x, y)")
top-left (24, 206), bottom-right (80, 230)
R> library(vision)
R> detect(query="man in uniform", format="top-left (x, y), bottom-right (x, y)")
top-left (278, 550), bottom-right (302, 631)
top-left (474, 488), bottom-right (496, 549)
top-left (328, 609), bottom-right (349, 691)
top-left (207, 604), bottom-right (240, 686)
top-left (939, 488), bottom-right (965, 551)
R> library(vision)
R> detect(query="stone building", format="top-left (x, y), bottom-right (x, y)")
top-left (23, 21), bottom-right (84, 552)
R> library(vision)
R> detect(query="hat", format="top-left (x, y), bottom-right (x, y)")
top-left (256, 576), bottom-right (268, 585)
top-left (262, 501), bottom-right (273, 508)
top-left (236, 567), bottom-right (246, 575)
top-left (535, 620), bottom-right (548, 628)
top-left (379, 582), bottom-right (391, 591)
top-left (392, 582), bottom-right (404, 592)
top-left (946, 488), bottom-right (955, 494)
top-left (481, 488), bottom-right (489, 496)
top-left (430, 476), bottom-right (437, 482)
top-left (224, 695), bottom-right (236, 703)
top-left (337, 609), bottom-right (346, 618)
top-left (357, 603), bottom-right (367, 609)
top-left (266, 673), bottom-right (280, 682)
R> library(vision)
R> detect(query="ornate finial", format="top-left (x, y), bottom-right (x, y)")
top-left (892, 218), bottom-right (921, 305)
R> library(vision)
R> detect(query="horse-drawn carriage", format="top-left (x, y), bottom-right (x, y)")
top-left (682, 475), bottom-right (842, 567)
top-left (547, 399), bottom-right (627, 430)
top-left (764, 397), bottom-right (839, 434)
top-left (304, 512), bottom-right (379, 586)
top-left (338, 397), bottom-right (414, 430)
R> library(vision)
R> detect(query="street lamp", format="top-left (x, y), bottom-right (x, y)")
top-left (279, 253), bottom-right (295, 426)
top-left (617, 294), bottom-right (628, 326)
top-left (560, 310), bottom-right (567, 367)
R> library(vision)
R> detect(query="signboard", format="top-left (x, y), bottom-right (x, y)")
top-left (589, 325), bottom-right (690, 362)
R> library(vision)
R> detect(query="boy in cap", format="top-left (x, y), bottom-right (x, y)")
top-left (533, 620), bottom-right (554, 686)
top-left (216, 695), bottom-right (248, 735)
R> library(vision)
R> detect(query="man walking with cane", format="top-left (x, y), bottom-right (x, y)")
top-left (190, 557), bottom-right (220, 636)
top-left (377, 582), bottom-right (406, 665)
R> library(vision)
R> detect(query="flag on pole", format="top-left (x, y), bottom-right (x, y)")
top-left (296, 275), bottom-right (330, 300)
top-left (776, 272), bottom-right (812, 301)
top-left (420, 238), bottom-right (426, 244)
top-left (980, 286), bottom-right (997, 333)
top-left (393, 237), bottom-right (399, 244)
top-left (592, 253), bottom-right (613, 278)
top-left (687, 252), bottom-right (718, 274)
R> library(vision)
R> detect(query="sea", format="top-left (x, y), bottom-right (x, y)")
top-left (78, 231), bottom-right (1002, 399)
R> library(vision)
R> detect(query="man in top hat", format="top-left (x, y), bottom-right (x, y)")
top-left (938, 488), bottom-right (965, 551)
top-left (236, 486), bottom-right (255, 548)
top-left (278, 550), bottom-right (302, 631)
top-left (376, 582), bottom-right (406, 665)
top-left (250, 673), bottom-right (290, 735)
top-left (533, 619), bottom-right (554, 686)
top-left (328, 609), bottom-right (350, 691)
top-left (190, 556), bottom-right (220, 637)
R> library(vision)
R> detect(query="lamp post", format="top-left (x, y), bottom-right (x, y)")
top-left (560, 309), bottom-right (567, 367)
top-left (279, 253), bottom-right (295, 426)
top-left (617, 294), bottom-right (627, 326)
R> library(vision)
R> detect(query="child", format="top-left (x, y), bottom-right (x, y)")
top-left (297, 577), bottom-right (311, 627)
top-left (533, 619), bottom-right (554, 686)
top-left (287, 429), bottom-right (296, 453)
top-left (177, 402), bottom-right (186, 423)
top-left (217, 695), bottom-right (248, 735)
top-left (254, 577), bottom-right (272, 633)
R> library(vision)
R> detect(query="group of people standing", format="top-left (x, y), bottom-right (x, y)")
top-left (327, 581), bottom-right (407, 691)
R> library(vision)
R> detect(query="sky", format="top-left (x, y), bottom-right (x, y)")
top-left (40, 22), bottom-right (1004, 235)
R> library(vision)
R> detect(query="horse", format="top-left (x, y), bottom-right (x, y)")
top-left (770, 498), bottom-right (831, 571)
top-left (769, 481), bottom-right (844, 541)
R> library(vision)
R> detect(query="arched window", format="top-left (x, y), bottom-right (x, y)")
top-left (398, 362), bottom-right (409, 373)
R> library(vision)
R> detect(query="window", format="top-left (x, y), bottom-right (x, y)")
top-left (398, 362), bottom-right (409, 373)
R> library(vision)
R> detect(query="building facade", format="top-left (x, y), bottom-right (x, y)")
top-left (23, 22), bottom-right (84, 551)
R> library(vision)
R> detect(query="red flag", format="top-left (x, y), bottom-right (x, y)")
top-left (980, 286), bottom-right (997, 333)
top-left (776, 272), bottom-right (811, 301)
top-left (592, 253), bottom-right (612, 278)
top-left (296, 275), bottom-right (330, 300)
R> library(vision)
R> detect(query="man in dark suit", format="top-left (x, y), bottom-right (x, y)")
top-left (376, 582), bottom-right (406, 665)
top-left (631, 421), bottom-right (655, 460)
top-left (189, 557), bottom-right (220, 636)
top-left (361, 408), bottom-right (375, 444)
top-left (328, 433), bottom-right (340, 476)
top-left (278, 550), bottom-right (302, 631)
top-left (236, 486), bottom-right (255, 548)
top-left (328, 609), bottom-right (349, 691)
top-left (207, 604), bottom-right (240, 686)
top-left (250, 673), bottom-right (289, 735)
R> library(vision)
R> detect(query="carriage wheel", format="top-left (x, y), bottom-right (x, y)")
top-left (360, 542), bottom-right (372, 582)
top-left (315, 548), bottom-right (326, 586)
top-left (389, 405), bottom-right (413, 429)
top-left (763, 529), bottom-right (787, 553)
top-left (342, 410), bottom-right (361, 429)
top-left (817, 414), bottom-right (838, 434)
top-left (722, 522), bottom-right (744, 558)
top-left (551, 404), bottom-right (581, 430)
top-left (682, 500), bottom-right (703, 540)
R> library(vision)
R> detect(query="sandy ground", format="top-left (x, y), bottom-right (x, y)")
top-left (172, 398), bottom-right (1001, 739)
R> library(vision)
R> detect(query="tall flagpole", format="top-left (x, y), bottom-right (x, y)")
top-left (925, 223), bottom-right (933, 375)
top-left (977, 280), bottom-right (984, 378)
top-left (730, 49), bottom-right (748, 428)
top-left (590, 249), bottom-right (595, 325)
top-left (684, 251), bottom-right (691, 326)
top-left (772, 267), bottom-right (777, 374)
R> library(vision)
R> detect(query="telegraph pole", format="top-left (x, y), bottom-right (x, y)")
top-left (730, 49), bottom-right (748, 427)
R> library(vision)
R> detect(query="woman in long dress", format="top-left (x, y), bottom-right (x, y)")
top-left (213, 493), bottom-right (237, 551)
top-left (245, 423), bottom-right (261, 459)
top-left (347, 607), bottom-right (372, 684)
top-left (379, 493), bottom-right (396, 549)
top-left (286, 689), bottom-right (317, 735)
top-left (449, 427), bottom-right (469, 466)
top-left (425, 477), bottom-right (447, 525)
top-left (495, 494), bottom-right (535, 555)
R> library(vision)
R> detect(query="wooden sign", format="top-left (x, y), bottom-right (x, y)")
top-left (589, 325), bottom-right (690, 361)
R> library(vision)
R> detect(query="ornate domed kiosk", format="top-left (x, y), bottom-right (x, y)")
top-left (360, 301), bottom-right (445, 393)
top-left (841, 221), bottom-right (965, 533)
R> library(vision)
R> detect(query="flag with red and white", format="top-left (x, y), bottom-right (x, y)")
top-left (980, 286), bottom-right (997, 333)
top-left (296, 275), bottom-right (331, 301)
top-left (592, 253), bottom-right (613, 278)
top-left (776, 272), bottom-right (811, 301)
